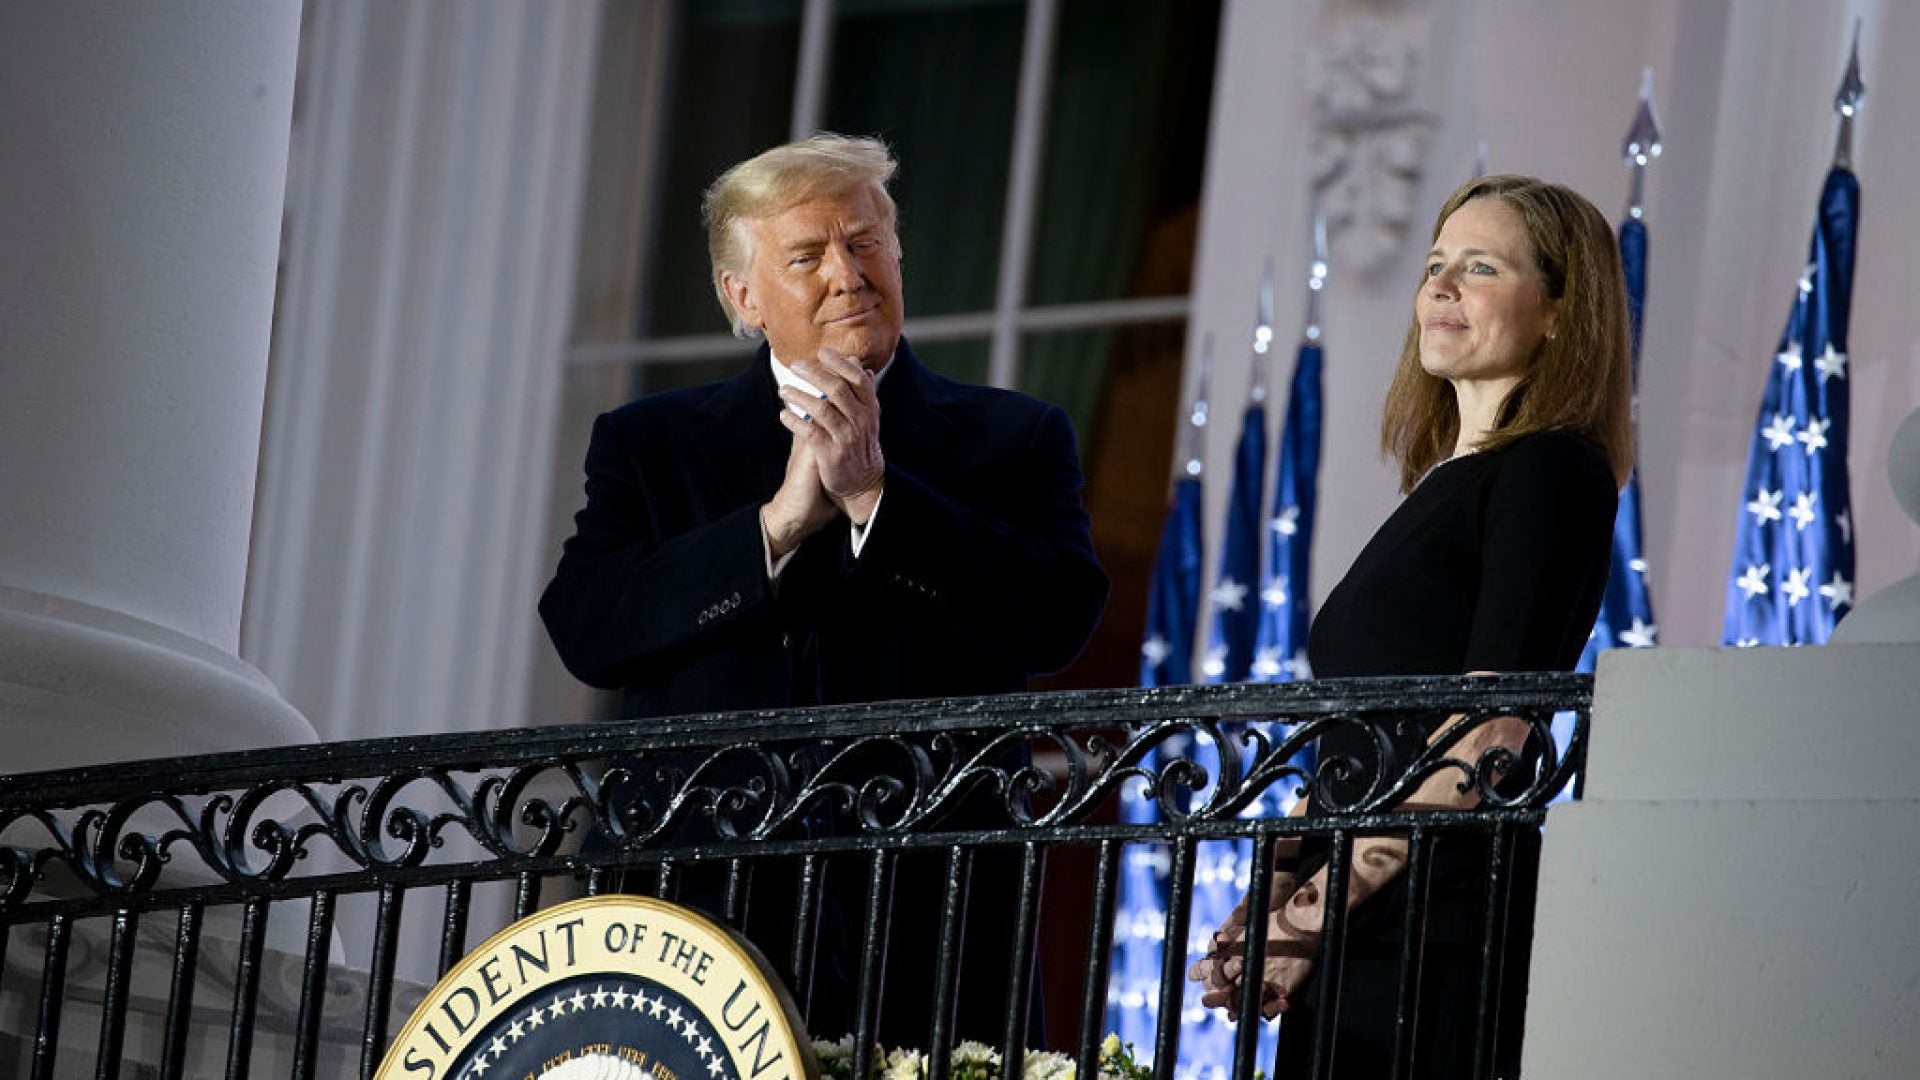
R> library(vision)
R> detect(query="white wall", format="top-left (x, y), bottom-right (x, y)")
top-left (1188, 0), bottom-right (1915, 658)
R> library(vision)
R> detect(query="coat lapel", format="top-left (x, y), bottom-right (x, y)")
top-left (691, 346), bottom-right (790, 512)
top-left (875, 340), bottom-right (962, 472)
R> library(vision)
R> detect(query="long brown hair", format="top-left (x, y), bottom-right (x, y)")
top-left (1380, 175), bottom-right (1634, 491)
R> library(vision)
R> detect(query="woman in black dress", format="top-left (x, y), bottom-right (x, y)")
top-left (1191, 175), bottom-right (1634, 1077)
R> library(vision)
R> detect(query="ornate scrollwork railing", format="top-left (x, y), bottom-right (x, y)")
top-left (0, 675), bottom-right (1588, 918)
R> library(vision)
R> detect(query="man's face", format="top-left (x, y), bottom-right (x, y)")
top-left (723, 185), bottom-right (905, 371)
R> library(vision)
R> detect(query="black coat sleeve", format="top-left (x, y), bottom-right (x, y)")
top-left (538, 410), bottom-right (776, 689)
top-left (1463, 433), bottom-right (1619, 672)
top-left (846, 402), bottom-right (1109, 675)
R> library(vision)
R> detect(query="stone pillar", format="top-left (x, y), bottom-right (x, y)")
top-left (0, 3), bottom-right (316, 770)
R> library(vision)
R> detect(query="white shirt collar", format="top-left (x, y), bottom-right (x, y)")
top-left (769, 349), bottom-right (894, 407)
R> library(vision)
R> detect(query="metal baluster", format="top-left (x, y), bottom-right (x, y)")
top-left (722, 858), bottom-right (751, 928)
top-left (1150, 837), bottom-right (1198, 1080)
top-left (93, 908), bottom-right (139, 1080)
top-left (359, 884), bottom-right (406, 1080)
top-left (1306, 830), bottom-right (1355, 1080)
top-left (654, 860), bottom-right (678, 902)
top-left (790, 854), bottom-right (822, 1021)
top-left (1073, 840), bottom-right (1122, 1080)
top-left (514, 872), bottom-right (543, 919)
top-left (158, 903), bottom-right (203, 1080)
top-left (1471, 825), bottom-right (1514, 1080)
top-left (292, 892), bottom-right (337, 1080)
top-left (1388, 830), bottom-right (1433, 1080)
top-left (30, 913), bottom-right (72, 1080)
top-left (586, 866), bottom-right (611, 896)
top-left (850, 850), bottom-right (894, 1080)
top-left (928, 846), bottom-right (972, 1080)
top-left (998, 843), bottom-right (1045, 1080)
top-left (1230, 836), bottom-right (1279, 1080)
top-left (438, 880), bottom-right (472, 977)
top-left (223, 898), bottom-right (270, 1080)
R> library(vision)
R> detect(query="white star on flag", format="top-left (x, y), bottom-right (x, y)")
top-left (508, 1020), bottom-right (525, 1042)
top-left (1211, 576), bottom-right (1248, 612)
top-left (667, 1006), bottom-right (684, 1030)
top-left (547, 997), bottom-right (567, 1021)
top-left (1261, 577), bottom-right (1288, 609)
top-left (1782, 566), bottom-right (1813, 607)
top-left (525, 1008), bottom-right (544, 1030)
top-left (1252, 646), bottom-right (1283, 678)
top-left (697, 1037), bottom-right (715, 1059)
top-left (1140, 635), bottom-right (1171, 667)
top-left (708, 1057), bottom-right (726, 1077)
top-left (1788, 492), bottom-right (1818, 530)
top-left (1620, 618), bottom-right (1658, 648)
top-left (1272, 505), bottom-right (1300, 536)
top-left (1200, 645), bottom-right (1228, 679)
top-left (1819, 571), bottom-right (1854, 610)
top-left (1762, 414), bottom-right (1797, 452)
top-left (569, 990), bottom-right (588, 1013)
top-left (1798, 417), bottom-right (1831, 456)
top-left (647, 995), bottom-right (665, 1018)
top-left (471, 1054), bottom-right (491, 1077)
top-left (1839, 510), bottom-right (1853, 545)
top-left (1737, 564), bottom-right (1770, 599)
top-left (1815, 343), bottom-right (1849, 383)
top-left (633, 990), bottom-right (651, 1013)
top-left (1775, 342), bottom-right (1804, 372)
top-left (611, 987), bottom-right (630, 1009)
top-left (1282, 650), bottom-right (1313, 680)
top-left (1746, 488), bottom-right (1784, 525)
top-left (491, 1036), bottom-right (507, 1059)
top-left (590, 985), bottom-right (609, 1007)
top-left (683, 1021), bottom-right (702, 1045)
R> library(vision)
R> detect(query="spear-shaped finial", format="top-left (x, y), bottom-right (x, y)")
top-left (1622, 67), bottom-right (1663, 220)
top-left (1832, 18), bottom-right (1866, 169)
top-left (1303, 202), bottom-right (1329, 345)
top-left (1181, 335), bottom-right (1213, 478)
top-left (1247, 260), bottom-right (1275, 404)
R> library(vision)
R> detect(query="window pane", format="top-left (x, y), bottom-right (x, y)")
top-left (826, 0), bottom-right (1025, 317)
top-left (631, 354), bottom-right (749, 398)
top-left (640, 1), bottom-right (802, 339)
top-left (1027, 0), bottom-right (1221, 306)
top-left (907, 336), bottom-right (989, 386)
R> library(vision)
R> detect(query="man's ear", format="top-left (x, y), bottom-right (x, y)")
top-left (722, 270), bottom-right (762, 330)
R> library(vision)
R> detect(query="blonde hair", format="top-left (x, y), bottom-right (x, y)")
top-left (1381, 174), bottom-right (1635, 491)
top-left (702, 133), bottom-right (901, 339)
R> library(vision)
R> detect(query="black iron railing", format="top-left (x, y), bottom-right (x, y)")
top-left (0, 675), bottom-right (1589, 1080)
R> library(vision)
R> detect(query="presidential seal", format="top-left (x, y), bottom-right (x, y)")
top-left (377, 896), bottom-right (816, 1080)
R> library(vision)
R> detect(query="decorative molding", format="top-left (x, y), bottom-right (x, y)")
top-left (1307, 9), bottom-right (1436, 278)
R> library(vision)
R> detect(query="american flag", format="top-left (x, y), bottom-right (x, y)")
top-left (1581, 78), bottom-right (1663, 669)
top-left (1722, 164), bottom-right (1858, 645)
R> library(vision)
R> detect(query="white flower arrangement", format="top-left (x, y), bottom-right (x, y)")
top-left (809, 1033), bottom-right (1151, 1080)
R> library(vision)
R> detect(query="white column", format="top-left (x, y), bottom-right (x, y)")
top-left (245, 0), bottom-right (602, 745)
top-left (0, 2), bottom-right (316, 771)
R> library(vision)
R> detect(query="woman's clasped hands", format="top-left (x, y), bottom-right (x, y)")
top-left (1186, 856), bottom-right (1326, 1021)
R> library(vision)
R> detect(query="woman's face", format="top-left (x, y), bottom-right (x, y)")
top-left (1416, 197), bottom-right (1557, 390)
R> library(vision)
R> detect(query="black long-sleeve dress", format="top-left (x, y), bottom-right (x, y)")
top-left (1277, 428), bottom-right (1617, 1079)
